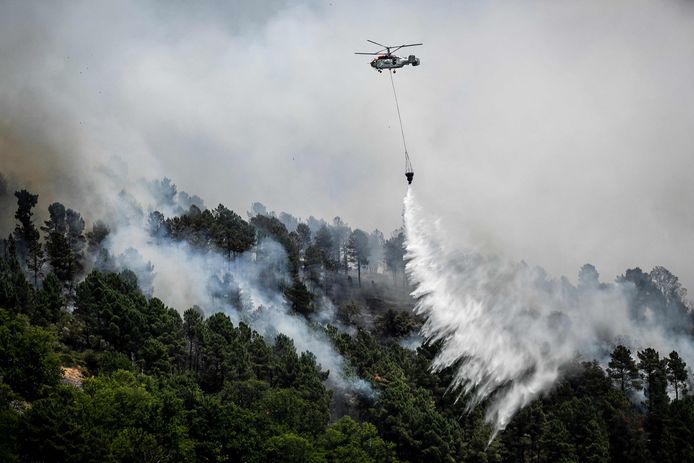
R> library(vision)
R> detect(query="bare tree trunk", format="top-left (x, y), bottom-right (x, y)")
top-left (188, 340), bottom-right (193, 372)
top-left (357, 258), bottom-right (361, 287)
top-left (675, 382), bottom-right (679, 401)
top-left (33, 253), bottom-right (38, 287)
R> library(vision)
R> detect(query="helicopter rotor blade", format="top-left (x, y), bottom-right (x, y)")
top-left (367, 39), bottom-right (388, 48)
top-left (355, 46), bottom-right (388, 55)
top-left (390, 43), bottom-right (422, 54)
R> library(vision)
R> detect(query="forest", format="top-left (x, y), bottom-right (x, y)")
top-left (1, 180), bottom-right (694, 463)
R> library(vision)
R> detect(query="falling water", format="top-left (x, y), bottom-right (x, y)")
top-left (402, 187), bottom-right (693, 440)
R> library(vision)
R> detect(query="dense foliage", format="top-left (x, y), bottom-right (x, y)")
top-left (1, 187), bottom-right (693, 462)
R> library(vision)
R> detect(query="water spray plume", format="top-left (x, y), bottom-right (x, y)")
top-left (403, 188), bottom-right (694, 442)
top-left (403, 188), bottom-right (559, 438)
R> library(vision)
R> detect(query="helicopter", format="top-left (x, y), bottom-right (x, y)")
top-left (355, 40), bottom-right (422, 73)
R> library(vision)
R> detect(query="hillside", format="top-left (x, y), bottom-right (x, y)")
top-left (1, 183), bottom-right (694, 462)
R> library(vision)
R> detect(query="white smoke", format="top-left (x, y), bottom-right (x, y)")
top-left (403, 187), bottom-right (693, 439)
top-left (97, 178), bottom-right (371, 395)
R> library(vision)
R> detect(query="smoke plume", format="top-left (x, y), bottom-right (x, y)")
top-left (404, 187), bottom-right (693, 439)
top-left (97, 178), bottom-right (371, 395)
top-left (2, 1), bottom-right (694, 290)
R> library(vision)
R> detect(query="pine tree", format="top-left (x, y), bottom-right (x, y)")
top-left (45, 230), bottom-right (74, 284)
top-left (183, 306), bottom-right (205, 373)
top-left (42, 202), bottom-right (86, 289)
top-left (607, 345), bottom-right (641, 393)
top-left (26, 239), bottom-right (45, 287)
top-left (33, 273), bottom-right (64, 325)
top-left (346, 229), bottom-right (370, 288)
top-left (212, 205), bottom-right (255, 261)
top-left (637, 348), bottom-right (669, 412)
top-left (65, 208), bottom-right (86, 268)
top-left (384, 229), bottom-right (406, 285)
top-left (13, 190), bottom-right (42, 285)
top-left (638, 348), bottom-right (672, 461)
top-left (666, 351), bottom-right (688, 400)
top-left (13, 190), bottom-right (40, 256)
top-left (331, 217), bottom-right (350, 275)
top-left (314, 225), bottom-right (335, 270)
top-left (296, 223), bottom-right (311, 252)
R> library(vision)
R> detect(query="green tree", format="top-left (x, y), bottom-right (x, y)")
top-left (0, 238), bottom-right (33, 314)
top-left (314, 225), bottom-right (335, 270)
top-left (638, 348), bottom-right (669, 413)
top-left (0, 383), bottom-right (21, 463)
top-left (74, 271), bottom-right (185, 373)
top-left (13, 190), bottom-right (43, 286)
top-left (148, 210), bottom-right (167, 237)
top-left (331, 217), bottom-right (351, 275)
top-left (347, 229), bottom-right (370, 288)
top-left (26, 240), bottom-right (44, 288)
top-left (255, 388), bottom-right (328, 437)
top-left (369, 376), bottom-right (459, 462)
top-left (199, 312), bottom-right (247, 392)
top-left (13, 190), bottom-right (39, 257)
top-left (384, 229), bottom-right (406, 285)
top-left (86, 220), bottom-right (110, 252)
top-left (74, 271), bottom-right (148, 353)
top-left (248, 327), bottom-right (273, 382)
top-left (44, 231), bottom-right (73, 283)
top-left (377, 309), bottom-right (418, 338)
top-left (318, 416), bottom-right (398, 463)
top-left (212, 204), bottom-right (256, 261)
top-left (540, 417), bottom-right (577, 463)
top-left (32, 272), bottom-right (64, 325)
top-left (19, 385), bottom-right (99, 462)
top-left (43, 202), bottom-right (86, 288)
top-left (86, 220), bottom-right (110, 270)
top-left (337, 302), bottom-right (361, 325)
top-left (638, 348), bottom-right (672, 461)
top-left (188, 396), bottom-right (266, 461)
top-left (666, 351), bottom-right (688, 401)
top-left (21, 371), bottom-right (196, 462)
top-left (296, 223), bottom-right (312, 252)
top-left (65, 208), bottom-right (86, 262)
top-left (183, 306), bottom-right (205, 373)
top-left (285, 275), bottom-right (314, 316)
top-left (303, 244), bottom-right (324, 286)
top-left (668, 397), bottom-right (694, 461)
top-left (42, 202), bottom-right (67, 235)
top-left (0, 309), bottom-right (60, 400)
top-left (607, 345), bottom-right (641, 393)
top-left (263, 433), bottom-right (323, 463)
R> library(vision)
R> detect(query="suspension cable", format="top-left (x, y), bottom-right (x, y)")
top-left (389, 69), bottom-right (413, 172)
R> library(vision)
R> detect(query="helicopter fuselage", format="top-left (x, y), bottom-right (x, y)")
top-left (370, 54), bottom-right (420, 72)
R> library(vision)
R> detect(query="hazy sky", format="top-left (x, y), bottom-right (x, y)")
top-left (1, 0), bottom-right (693, 290)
